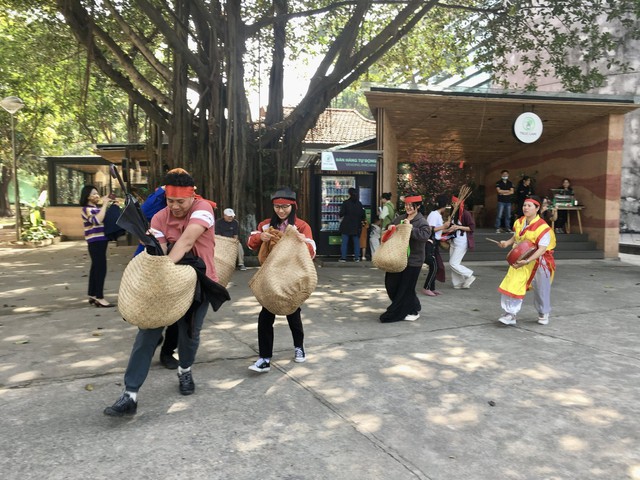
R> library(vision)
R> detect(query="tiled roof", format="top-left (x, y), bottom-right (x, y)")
top-left (283, 107), bottom-right (376, 145)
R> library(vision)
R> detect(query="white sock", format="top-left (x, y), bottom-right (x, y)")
top-left (125, 391), bottom-right (137, 402)
top-left (178, 366), bottom-right (191, 374)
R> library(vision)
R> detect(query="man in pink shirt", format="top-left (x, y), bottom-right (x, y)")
top-left (104, 169), bottom-right (218, 417)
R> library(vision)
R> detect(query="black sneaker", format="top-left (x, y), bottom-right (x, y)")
top-left (104, 392), bottom-right (137, 417)
top-left (160, 352), bottom-right (179, 370)
top-left (178, 369), bottom-right (195, 395)
top-left (248, 359), bottom-right (271, 373)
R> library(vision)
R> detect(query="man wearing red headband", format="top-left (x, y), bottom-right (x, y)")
top-left (380, 193), bottom-right (431, 323)
top-left (246, 187), bottom-right (316, 373)
top-left (104, 169), bottom-right (219, 416)
top-left (497, 195), bottom-right (556, 326)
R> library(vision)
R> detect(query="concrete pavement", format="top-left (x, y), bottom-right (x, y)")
top-left (1, 241), bottom-right (639, 479)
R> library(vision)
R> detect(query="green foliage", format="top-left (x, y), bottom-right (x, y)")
top-left (20, 203), bottom-right (60, 241)
top-left (475, 0), bottom-right (640, 92)
top-left (0, 4), bottom-right (132, 178)
top-left (20, 222), bottom-right (59, 242)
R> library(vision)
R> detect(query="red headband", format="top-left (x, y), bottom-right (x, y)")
top-left (525, 198), bottom-right (540, 206)
top-left (272, 198), bottom-right (297, 208)
top-left (404, 195), bottom-right (422, 203)
top-left (165, 185), bottom-right (195, 198)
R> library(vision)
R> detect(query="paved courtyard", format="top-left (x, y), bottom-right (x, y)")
top-left (1, 241), bottom-right (639, 479)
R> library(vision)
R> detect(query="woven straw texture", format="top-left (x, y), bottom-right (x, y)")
top-left (372, 223), bottom-right (413, 272)
top-left (249, 225), bottom-right (317, 315)
top-left (214, 235), bottom-right (238, 287)
top-left (118, 251), bottom-right (197, 329)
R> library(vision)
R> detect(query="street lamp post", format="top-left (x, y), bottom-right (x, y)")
top-left (1, 96), bottom-right (25, 242)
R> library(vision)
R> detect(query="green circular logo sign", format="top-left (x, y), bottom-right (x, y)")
top-left (514, 113), bottom-right (543, 143)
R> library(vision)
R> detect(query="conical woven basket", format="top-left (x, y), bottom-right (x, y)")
top-left (372, 222), bottom-right (412, 272)
top-left (249, 225), bottom-right (317, 315)
top-left (118, 251), bottom-right (197, 329)
top-left (214, 235), bottom-right (238, 287)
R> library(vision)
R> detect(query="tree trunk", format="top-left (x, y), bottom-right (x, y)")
top-left (0, 165), bottom-right (14, 217)
top-left (224, 0), bottom-right (251, 219)
top-left (169, 0), bottom-right (192, 173)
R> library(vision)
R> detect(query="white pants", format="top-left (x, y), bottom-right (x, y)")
top-left (370, 236), bottom-right (380, 256)
top-left (449, 241), bottom-right (473, 287)
top-left (501, 265), bottom-right (552, 316)
top-left (237, 241), bottom-right (245, 266)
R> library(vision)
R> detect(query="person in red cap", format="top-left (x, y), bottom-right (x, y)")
top-left (445, 195), bottom-right (476, 290)
top-left (379, 193), bottom-right (431, 323)
top-left (246, 187), bottom-right (316, 372)
top-left (104, 168), bottom-right (220, 416)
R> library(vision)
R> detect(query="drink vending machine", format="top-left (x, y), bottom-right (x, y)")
top-left (315, 173), bottom-right (375, 257)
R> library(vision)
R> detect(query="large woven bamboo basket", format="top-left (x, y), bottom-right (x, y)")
top-left (249, 225), bottom-right (317, 315)
top-left (214, 235), bottom-right (238, 287)
top-left (118, 252), bottom-right (197, 329)
top-left (372, 223), bottom-right (412, 272)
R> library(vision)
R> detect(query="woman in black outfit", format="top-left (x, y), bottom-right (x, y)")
top-left (339, 188), bottom-right (365, 262)
top-left (515, 176), bottom-right (534, 218)
top-left (555, 178), bottom-right (573, 233)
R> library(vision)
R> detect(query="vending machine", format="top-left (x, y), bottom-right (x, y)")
top-left (302, 150), bottom-right (379, 257)
top-left (315, 172), bottom-right (375, 257)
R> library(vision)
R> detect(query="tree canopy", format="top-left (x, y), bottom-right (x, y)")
top-left (2, 0), bottom-right (638, 220)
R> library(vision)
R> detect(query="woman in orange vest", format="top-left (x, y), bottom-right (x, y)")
top-left (496, 195), bottom-right (556, 326)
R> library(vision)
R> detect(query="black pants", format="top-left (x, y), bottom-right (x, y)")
top-left (257, 307), bottom-right (304, 359)
top-left (423, 241), bottom-right (438, 291)
top-left (87, 240), bottom-right (108, 298)
top-left (556, 210), bottom-right (568, 231)
top-left (380, 266), bottom-right (422, 323)
top-left (160, 322), bottom-right (179, 356)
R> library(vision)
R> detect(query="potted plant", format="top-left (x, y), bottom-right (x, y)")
top-left (20, 219), bottom-right (61, 247)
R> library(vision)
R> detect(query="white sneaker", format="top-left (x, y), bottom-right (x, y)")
top-left (453, 285), bottom-right (462, 289)
top-left (239, 264), bottom-right (247, 271)
top-left (294, 347), bottom-right (306, 363)
top-left (537, 313), bottom-right (549, 325)
top-left (462, 275), bottom-right (476, 289)
top-left (248, 359), bottom-right (271, 373)
top-left (403, 313), bottom-right (420, 321)
top-left (498, 313), bottom-right (517, 325)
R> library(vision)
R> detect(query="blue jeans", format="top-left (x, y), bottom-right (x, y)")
top-left (123, 300), bottom-right (209, 392)
top-left (495, 202), bottom-right (512, 229)
top-left (341, 234), bottom-right (360, 260)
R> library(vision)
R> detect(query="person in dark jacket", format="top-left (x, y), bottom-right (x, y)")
top-left (338, 188), bottom-right (365, 262)
top-left (515, 176), bottom-right (534, 218)
top-left (380, 193), bottom-right (431, 323)
top-left (554, 178), bottom-right (573, 233)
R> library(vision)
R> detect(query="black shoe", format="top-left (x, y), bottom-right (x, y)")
top-left (160, 352), bottom-right (179, 370)
top-left (178, 369), bottom-right (195, 395)
top-left (104, 392), bottom-right (137, 417)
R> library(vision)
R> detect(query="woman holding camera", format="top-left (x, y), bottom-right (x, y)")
top-left (80, 185), bottom-right (115, 307)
